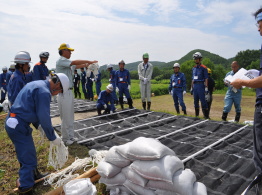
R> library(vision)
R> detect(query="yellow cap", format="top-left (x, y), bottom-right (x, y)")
top-left (58, 43), bottom-right (74, 51)
top-left (207, 68), bottom-right (211, 74)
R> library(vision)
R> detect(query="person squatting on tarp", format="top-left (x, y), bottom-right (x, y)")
top-left (32, 51), bottom-right (50, 81)
top-left (206, 68), bottom-right (216, 118)
top-left (231, 8), bottom-right (262, 189)
top-left (95, 70), bottom-right (102, 96)
top-left (8, 51), bottom-right (32, 105)
top-left (73, 69), bottom-right (81, 98)
top-left (107, 64), bottom-right (118, 105)
top-left (5, 73), bottom-right (68, 195)
top-left (221, 61), bottom-right (242, 122)
top-left (168, 63), bottom-right (187, 115)
top-left (190, 52), bottom-right (209, 119)
top-left (0, 66), bottom-right (8, 103)
top-left (115, 60), bottom-right (134, 109)
top-left (96, 84), bottom-right (116, 115)
top-left (56, 43), bottom-right (98, 146)
top-left (80, 67), bottom-right (88, 99)
top-left (138, 53), bottom-right (153, 111)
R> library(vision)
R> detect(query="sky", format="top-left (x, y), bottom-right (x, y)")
top-left (0, 0), bottom-right (261, 70)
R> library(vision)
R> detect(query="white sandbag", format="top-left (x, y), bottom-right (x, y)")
top-left (106, 185), bottom-right (132, 195)
top-left (97, 161), bottom-right (121, 178)
top-left (123, 180), bottom-right (155, 195)
top-left (99, 172), bottom-right (126, 186)
top-left (193, 182), bottom-right (207, 195)
top-left (63, 178), bottom-right (97, 195)
top-left (147, 169), bottom-right (196, 195)
top-left (121, 166), bottom-right (148, 187)
top-left (116, 137), bottom-right (175, 160)
top-left (155, 189), bottom-right (179, 195)
top-left (105, 146), bottom-right (131, 168)
top-left (131, 155), bottom-right (184, 183)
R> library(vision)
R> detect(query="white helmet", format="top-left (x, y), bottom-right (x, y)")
top-left (107, 64), bottom-right (113, 69)
top-left (173, 63), bottom-right (180, 68)
top-left (14, 51), bottom-right (31, 64)
top-left (56, 73), bottom-right (69, 94)
top-left (193, 52), bottom-right (202, 60)
top-left (2, 66), bottom-right (7, 71)
top-left (106, 84), bottom-right (114, 91)
top-left (39, 51), bottom-right (49, 58)
top-left (10, 64), bottom-right (16, 69)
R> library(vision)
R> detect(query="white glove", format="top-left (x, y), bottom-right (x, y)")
top-left (2, 99), bottom-right (9, 113)
top-left (247, 69), bottom-right (260, 78)
top-left (128, 85), bottom-right (131, 90)
top-left (91, 78), bottom-right (94, 82)
top-left (51, 137), bottom-right (62, 146)
top-left (116, 87), bottom-right (119, 93)
top-left (183, 91), bottom-right (186, 95)
top-left (103, 104), bottom-right (107, 109)
top-left (110, 110), bottom-right (113, 114)
top-left (169, 90), bottom-right (173, 95)
top-left (143, 78), bottom-right (148, 85)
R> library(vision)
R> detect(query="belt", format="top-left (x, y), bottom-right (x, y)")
top-left (194, 81), bottom-right (204, 84)
top-left (69, 88), bottom-right (73, 90)
top-left (173, 86), bottom-right (182, 88)
top-left (10, 113), bottom-right (16, 117)
top-left (119, 82), bottom-right (127, 83)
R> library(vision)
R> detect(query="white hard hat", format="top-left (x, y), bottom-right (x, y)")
top-left (56, 73), bottom-right (69, 94)
top-left (14, 51), bottom-right (31, 64)
top-left (2, 66), bottom-right (7, 71)
top-left (107, 64), bottom-right (113, 69)
top-left (39, 51), bottom-right (49, 58)
top-left (10, 64), bottom-right (16, 69)
top-left (173, 63), bottom-right (180, 68)
top-left (106, 84), bottom-right (114, 91)
top-left (193, 52), bottom-right (202, 60)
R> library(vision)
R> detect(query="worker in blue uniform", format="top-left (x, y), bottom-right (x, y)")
top-left (8, 51), bottom-right (31, 105)
top-left (5, 73), bottom-right (69, 195)
top-left (168, 63), bottom-right (187, 115)
top-left (6, 64), bottom-right (16, 89)
top-left (80, 68), bottom-right (88, 99)
top-left (96, 84), bottom-right (116, 115)
top-left (115, 60), bottom-right (134, 109)
top-left (94, 70), bottom-right (101, 96)
top-left (190, 52), bottom-right (209, 119)
top-left (73, 69), bottom-right (81, 98)
top-left (86, 71), bottom-right (94, 101)
top-left (32, 51), bottom-right (49, 81)
top-left (222, 61), bottom-right (242, 122)
top-left (107, 64), bottom-right (118, 105)
top-left (0, 66), bottom-right (8, 103)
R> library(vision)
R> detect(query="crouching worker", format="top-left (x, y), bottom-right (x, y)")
top-left (5, 73), bottom-right (69, 195)
top-left (96, 84), bottom-right (116, 115)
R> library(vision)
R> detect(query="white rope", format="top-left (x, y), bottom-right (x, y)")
top-left (47, 132), bottom-right (68, 170)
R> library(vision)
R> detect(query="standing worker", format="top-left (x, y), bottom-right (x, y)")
top-left (96, 84), bottom-right (116, 115)
top-left (0, 66), bottom-right (8, 103)
top-left (5, 73), bottom-right (68, 195)
top-left (95, 70), bottom-right (102, 96)
top-left (115, 60), bottom-right (134, 109)
top-left (80, 68), bottom-right (88, 99)
top-left (191, 52), bottom-right (209, 119)
top-left (73, 69), bottom-right (81, 98)
top-left (107, 64), bottom-right (118, 105)
top-left (8, 51), bottom-right (31, 105)
top-left (56, 43), bottom-right (97, 146)
top-left (138, 53), bottom-right (153, 111)
top-left (206, 68), bottom-right (215, 118)
top-left (168, 63), bottom-right (187, 115)
top-left (86, 71), bottom-right (94, 101)
top-left (221, 61), bottom-right (242, 122)
top-left (6, 64), bottom-right (16, 88)
top-left (32, 51), bottom-right (49, 81)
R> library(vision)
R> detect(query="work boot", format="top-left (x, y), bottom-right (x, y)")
top-left (235, 112), bottom-right (241, 123)
top-left (222, 112), bottom-right (228, 121)
top-left (142, 102), bottom-right (146, 110)
top-left (195, 108), bottom-right (199, 117)
top-left (119, 97), bottom-right (124, 109)
top-left (33, 168), bottom-right (49, 180)
top-left (147, 102), bottom-right (151, 111)
top-left (183, 110), bottom-right (187, 115)
top-left (127, 98), bottom-right (134, 109)
top-left (97, 109), bottom-right (102, 116)
top-left (175, 107), bottom-right (180, 114)
top-left (203, 109), bottom-right (209, 119)
top-left (90, 97), bottom-right (93, 101)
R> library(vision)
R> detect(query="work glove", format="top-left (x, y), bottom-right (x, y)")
top-left (247, 69), bottom-right (260, 78)
top-left (91, 78), bottom-right (94, 82)
top-left (103, 104), bottom-right (107, 109)
top-left (205, 87), bottom-right (209, 95)
top-left (183, 91), bottom-right (186, 96)
top-left (190, 88), bottom-right (193, 95)
top-left (169, 90), bottom-right (173, 95)
top-left (143, 78), bottom-right (148, 85)
top-left (116, 87), bottom-right (119, 93)
top-left (51, 137), bottom-right (62, 146)
top-left (128, 85), bottom-right (131, 90)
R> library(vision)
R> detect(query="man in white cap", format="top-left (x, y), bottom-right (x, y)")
top-left (96, 84), bottom-right (116, 115)
top-left (56, 43), bottom-right (98, 146)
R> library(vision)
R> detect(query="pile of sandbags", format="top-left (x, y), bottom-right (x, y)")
top-left (97, 137), bottom-right (207, 195)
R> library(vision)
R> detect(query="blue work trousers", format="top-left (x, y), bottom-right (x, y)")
top-left (96, 103), bottom-right (115, 111)
top-left (118, 83), bottom-right (131, 99)
top-left (223, 90), bottom-right (242, 113)
top-left (172, 88), bottom-right (186, 111)
top-left (5, 117), bottom-right (36, 190)
top-left (110, 82), bottom-right (118, 101)
top-left (86, 83), bottom-right (93, 99)
top-left (193, 83), bottom-right (208, 109)
top-left (81, 82), bottom-right (87, 98)
top-left (95, 82), bottom-right (101, 96)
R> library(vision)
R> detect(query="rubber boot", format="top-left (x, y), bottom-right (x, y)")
top-left (142, 102), bottom-right (146, 110)
top-left (222, 112), bottom-right (228, 121)
top-left (33, 168), bottom-right (49, 180)
top-left (147, 102), bottom-right (151, 111)
top-left (175, 107), bottom-right (180, 114)
top-left (127, 98), bottom-right (134, 109)
top-left (90, 97), bottom-right (93, 101)
top-left (97, 109), bottom-right (102, 116)
top-left (195, 108), bottom-right (199, 117)
top-left (203, 109), bottom-right (209, 119)
top-left (235, 112), bottom-right (241, 123)
top-left (119, 97), bottom-right (124, 109)
top-left (183, 110), bottom-right (187, 115)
